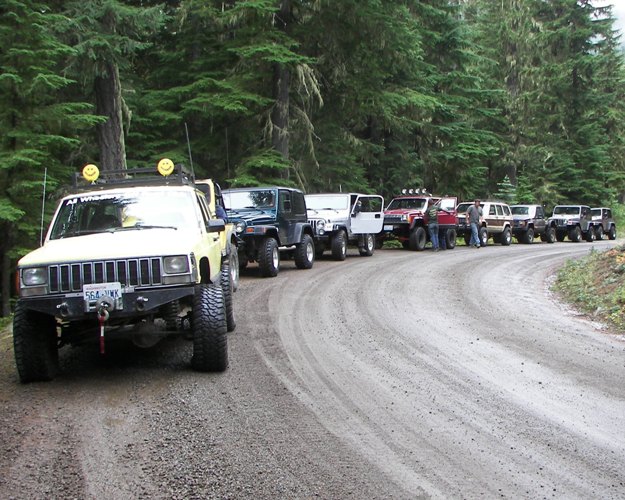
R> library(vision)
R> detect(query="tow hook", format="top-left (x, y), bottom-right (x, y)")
top-left (97, 302), bottom-right (110, 355)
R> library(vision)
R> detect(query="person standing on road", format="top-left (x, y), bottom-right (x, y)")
top-left (427, 200), bottom-right (441, 251)
top-left (466, 199), bottom-right (483, 248)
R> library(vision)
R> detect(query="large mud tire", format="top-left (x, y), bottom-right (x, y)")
top-left (446, 229), bottom-right (457, 249)
top-left (191, 284), bottom-right (228, 372)
top-left (595, 225), bottom-right (604, 241)
top-left (556, 231), bottom-right (566, 242)
top-left (259, 237), bottom-right (280, 277)
top-left (544, 226), bottom-right (556, 243)
top-left (569, 226), bottom-right (582, 242)
top-left (501, 227), bottom-right (512, 246)
top-left (479, 226), bottom-right (489, 247)
top-left (523, 227), bottom-right (534, 244)
top-left (358, 234), bottom-right (375, 256)
top-left (331, 230), bottom-right (347, 261)
top-left (13, 302), bottom-right (58, 383)
top-left (295, 234), bottom-right (315, 269)
top-left (585, 227), bottom-right (596, 243)
top-left (609, 225), bottom-right (617, 240)
top-left (221, 260), bottom-right (236, 332)
top-left (409, 227), bottom-right (427, 251)
top-left (463, 233), bottom-right (471, 246)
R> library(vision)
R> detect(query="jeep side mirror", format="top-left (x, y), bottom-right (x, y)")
top-left (207, 218), bottom-right (226, 233)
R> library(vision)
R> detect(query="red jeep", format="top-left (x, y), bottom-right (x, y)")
top-left (377, 192), bottom-right (458, 250)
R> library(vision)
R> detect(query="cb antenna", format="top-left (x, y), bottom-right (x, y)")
top-left (39, 167), bottom-right (48, 246)
top-left (184, 122), bottom-right (195, 180)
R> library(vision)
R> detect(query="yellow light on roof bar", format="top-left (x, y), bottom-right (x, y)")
top-left (157, 158), bottom-right (175, 177)
top-left (82, 164), bottom-right (100, 182)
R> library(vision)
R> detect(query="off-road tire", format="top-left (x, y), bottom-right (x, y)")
top-left (545, 226), bottom-right (556, 243)
top-left (221, 260), bottom-right (236, 332)
top-left (501, 227), bottom-right (512, 246)
top-left (595, 225), bottom-right (604, 240)
top-left (13, 302), bottom-right (58, 383)
top-left (585, 226), bottom-right (596, 243)
top-left (479, 226), bottom-right (489, 247)
top-left (259, 237), bottom-right (279, 277)
top-left (295, 234), bottom-right (315, 269)
top-left (331, 230), bottom-right (347, 261)
top-left (446, 229), bottom-right (457, 249)
top-left (523, 227), bottom-right (534, 244)
top-left (569, 226), bottom-right (582, 242)
top-left (556, 231), bottom-right (566, 242)
top-left (359, 234), bottom-right (375, 256)
top-left (463, 233), bottom-right (471, 246)
top-left (409, 226), bottom-right (427, 251)
top-left (191, 284), bottom-right (228, 372)
top-left (609, 225), bottom-right (617, 240)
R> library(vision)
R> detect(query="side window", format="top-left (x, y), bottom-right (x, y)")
top-left (503, 205), bottom-right (511, 216)
top-left (368, 196), bottom-right (383, 213)
top-left (292, 192), bottom-right (306, 216)
top-left (196, 193), bottom-right (210, 227)
top-left (489, 205), bottom-right (496, 216)
top-left (536, 206), bottom-right (544, 218)
top-left (606, 209), bottom-right (611, 219)
top-left (279, 191), bottom-right (292, 213)
top-left (495, 204), bottom-right (503, 216)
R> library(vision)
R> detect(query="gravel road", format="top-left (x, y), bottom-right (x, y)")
top-left (1, 240), bottom-right (624, 499)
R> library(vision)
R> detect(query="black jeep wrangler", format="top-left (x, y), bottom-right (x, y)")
top-left (222, 187), bottom-right (315, 277)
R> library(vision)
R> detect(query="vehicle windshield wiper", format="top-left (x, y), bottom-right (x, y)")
top-left (110, 224), bottom-right (178, 231)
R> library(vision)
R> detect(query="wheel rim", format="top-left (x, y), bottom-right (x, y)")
top-left (230, 249), bottom-right (239, 289)
top-left (306, 241), bottom-right (314, 262)
top-left (272, 246), bottom-right (279, 268)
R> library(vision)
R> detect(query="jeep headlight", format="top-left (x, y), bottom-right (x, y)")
top-left (235, 221), bottom-right (246, 234)
top-left (22, 267), bottom-right (47, 286)
top-left (163, 256), bottom-right (189, 274)
top-left (317, 219), bottom-right (326, 232)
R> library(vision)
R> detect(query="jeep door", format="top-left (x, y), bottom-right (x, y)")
top-left (277, 189), bottom-right (296, 245)
top-left (436, 197), bottom-right (458, 228)
top-left (350, 195), bottom-right (384, 235)
top-left (534, 205), bottom-right (546, 232)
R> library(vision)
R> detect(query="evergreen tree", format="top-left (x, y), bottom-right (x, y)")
top-left (0, 0), bottom-right (98, 316)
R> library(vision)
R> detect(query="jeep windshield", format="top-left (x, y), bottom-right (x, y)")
top-left (223, 189), bottom-right (276, 211)
top-left (306, 195), bottom-right (349, 210)
top-left (553, 206), bottom-right (581, 216)
top-left (49, 190), bottom-right (197, 239)
top-left (511, 206), bottom-right (530, 215)
top-left (386, 198), bottom-right (427, 210)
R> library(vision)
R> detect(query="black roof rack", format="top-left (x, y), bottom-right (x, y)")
top-left (73, 163), bottom-right (195, 190)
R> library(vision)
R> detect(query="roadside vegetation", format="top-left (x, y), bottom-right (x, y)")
top-left (554, 243), bottom-right (625, 333)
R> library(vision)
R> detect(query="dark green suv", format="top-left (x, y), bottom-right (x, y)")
top-left (222, 187), bottom-right (315, 277)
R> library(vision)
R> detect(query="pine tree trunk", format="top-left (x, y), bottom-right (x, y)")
top-left (0, 226), bottom-right (12, 317)
top-left (95, 61), bottom-right (126, 171)
top-left (271, 0), bottom-right (291, 174)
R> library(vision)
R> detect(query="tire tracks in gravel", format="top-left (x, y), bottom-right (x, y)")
top-left (255, 244), bottom-right (625, 499)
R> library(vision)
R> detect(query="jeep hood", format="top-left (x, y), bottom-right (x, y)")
top-left (385, 208), bottom-right (424, 216)
top-left (227, 211), bottom-right (275, 226)
top-left (19, 228), bottom-right (195, 266)
top-left (307, 208), bottom-right (347, 220)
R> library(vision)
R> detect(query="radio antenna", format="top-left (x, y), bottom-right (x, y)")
top-left (184, 122), bottom-right (195, 180)
top-left (39, 167), bottom-right (48, 246)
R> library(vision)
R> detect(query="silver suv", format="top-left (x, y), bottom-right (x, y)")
top-left (306, 193), bottom-right (384, 260)
top-left (457, 200), bottom-right (513, 246)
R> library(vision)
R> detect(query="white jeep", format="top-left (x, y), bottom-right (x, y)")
top-left (13, 161), bottom-right (235, 382)
top-left (305, 193), bottom-right (384, 260)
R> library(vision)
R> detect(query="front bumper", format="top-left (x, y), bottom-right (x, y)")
top-left (17, 286), bottom-right (195, 322)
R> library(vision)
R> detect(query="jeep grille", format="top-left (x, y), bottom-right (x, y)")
top-left (48, 258), bottom-right (163, 293)
top-left (384, 214), bottom-right (405, 223)
top-left (309, 219), bottom-right (320, 233)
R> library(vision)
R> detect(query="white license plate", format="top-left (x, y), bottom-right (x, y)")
top-left (383, 225), bottom-right (394, 231)
top-left (83, 282), bottom-right (122, 302)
